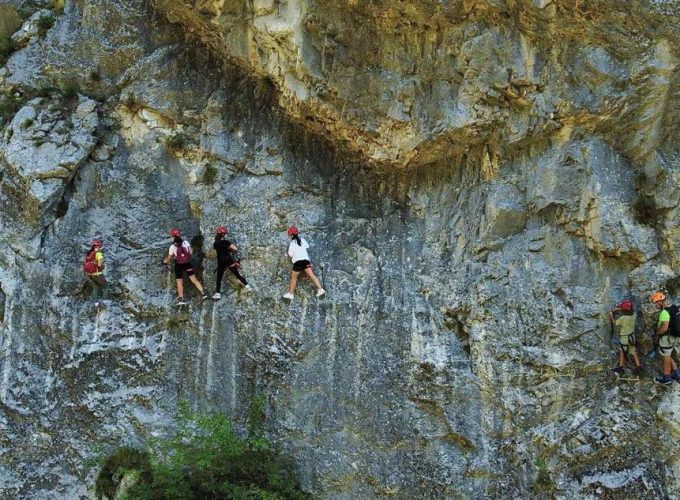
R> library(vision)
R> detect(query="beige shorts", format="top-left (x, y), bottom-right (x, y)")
top-left (619, 334), bottom-right (637, 356)
top-left (659, 335), bottom-right (678, 357)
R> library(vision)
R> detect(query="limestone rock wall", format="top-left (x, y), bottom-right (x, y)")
top-left (0, 0), bottom-right (679, 497)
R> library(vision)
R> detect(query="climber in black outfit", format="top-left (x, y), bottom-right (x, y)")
top-left (212, 226), bottom-right (251, 300)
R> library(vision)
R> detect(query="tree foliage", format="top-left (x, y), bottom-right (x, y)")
top-left (96, 400), bottom-right (308, 499)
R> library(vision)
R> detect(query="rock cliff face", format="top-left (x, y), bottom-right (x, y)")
top-left (0, 0), bottom-right (679, 497)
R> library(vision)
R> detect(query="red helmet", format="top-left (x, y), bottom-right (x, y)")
top-left (617, 300), bottom-right (633, 311)
top-left (287, 226), bottom-right (299, 236)
top-left (92, 239), bottom-right (102, 248)
top-left (216, 226), bottom-right (228, 235)
top-left (169, 228), bottom-right (181, 238)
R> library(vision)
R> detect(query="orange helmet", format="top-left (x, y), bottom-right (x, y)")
top-left (287, 226), bottom-right (299, 236)
top-left (651, 291), bottom-right (666, 303)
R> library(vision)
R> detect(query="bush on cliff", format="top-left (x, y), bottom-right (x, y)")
top-left (0, 5), bottom-right (22, 66)
top-left (95, 399), bottom-right (308, 499)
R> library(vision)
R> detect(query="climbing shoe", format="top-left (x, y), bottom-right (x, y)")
top-left (283, 292), bottom-right (294, 300)
top-left (212, 292), bottom-right (221, 300)
top-left (633, 367), bottom-right (642, 376)
top-left (201, 293), bottom-right (209, 301)
top-left (244, 284), bottom-right (252, 292)
top-left (611, 367), bottom-right (624, 375)
top-left (317, 288), bottom-right (326, 298)
top-left (672, 370), bottom-right (680, 381)
top-left (176, 298), bottom-right (189, 306)
top-left (656, 375), bottom-right (673, 386)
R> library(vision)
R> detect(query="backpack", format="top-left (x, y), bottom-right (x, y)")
top-left (175, 242), bottom-right (191, 264)
top-left (667, 305), bottom-right (680, 337)
top-left (83, 250), bottom-right (99, 274)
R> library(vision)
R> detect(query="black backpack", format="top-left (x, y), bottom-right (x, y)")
top-left (666, 305), bottom-right (680, 337)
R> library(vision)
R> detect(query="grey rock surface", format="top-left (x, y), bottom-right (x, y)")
top-left (0, 0), bottom-right (679, 498)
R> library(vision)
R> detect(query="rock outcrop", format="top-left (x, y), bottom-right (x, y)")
top-left (0, 0), bottom-right (679, 497)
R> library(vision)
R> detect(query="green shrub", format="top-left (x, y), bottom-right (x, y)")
top-left (124, 93), bottom-right (136, 108)
top-left (165, 133), bottom-right (187, 152)
top-left (53, 0), bottom-right (65, 14)
top-left (88, 68), bottom-right (101, 82)
top-left (0, 96), bottom-right (22, 125)
top-left (20, 118), bottom-right (33, 129)
top-left (0, 37), bottom-right (11, 66)
top-left (59, 79), bottom-right (80, 100)
top-left (35, 85), bottom-right (58, 98)
top-left (533, 456), bottom-right (553, 492)
top-left (36, 14), bottom-right (55, 36)
top-left (202, 163), bottom-right (218, 184)
top-left (0, 5), bottom-right (22, 65)
top-left (96, 401), bottom-right (308, 499)
top-left (95, 447), bottom-right (151, 499)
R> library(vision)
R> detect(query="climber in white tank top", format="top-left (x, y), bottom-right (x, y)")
top-left (283, 225), bottom-right (325, 300)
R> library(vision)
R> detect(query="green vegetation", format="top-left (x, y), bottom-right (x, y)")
top-left (165, 132), bottom-right (188, 152)
top-left (95, 447), bottom-right (151, 499)
top-left (125, 93), bottom-right (136, 108)
top-left (533, 456), bottom-right (554, 493)
top-left (36, 14), bottom-right (55, 37)
top-left (95, 400), bottom-right (308, 499)
top-left (0, 5), bottom-right (22, 66)
top-left (20, 118), bottom-right (33, 129)
top-left (53, 0), bottom-right (65, 14)
top-left (35, 85), bottom-right (58, 98)
top-left (202, 163), bottom-right (218, 184)
top-left (59, 79), bottom-right (80, 100)
top-left (88, 68), bottom-right (101, 82)
top-left (0, 93), bottom-right (23, 126)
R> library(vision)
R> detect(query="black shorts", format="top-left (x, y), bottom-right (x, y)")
top-left (292, 260), bottom-right (311, 272)
top-left (174, 262), bottom-right (195, 279)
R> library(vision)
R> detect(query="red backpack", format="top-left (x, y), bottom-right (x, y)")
top-left (175, 242), bottom-right (191, 264)
top-left (83, 250), bottom-right (99, 274)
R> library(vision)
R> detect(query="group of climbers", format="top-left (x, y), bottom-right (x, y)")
top-left (610, 290), bottom-right (680, 385)
top-left (83, 224), bottom-right (325, 307)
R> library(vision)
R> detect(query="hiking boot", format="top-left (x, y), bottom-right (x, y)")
top-left (611, 367), bottom-right (624, 375)
top-left (283, 292), bottom-right (294, 300)
top-left (671, 370), bottom-right (680, 381)
top-left (656, 375), bottom-right (673, 386)
top-left (244, 284), bottom-right (252, 292)
top-left (212, 292), bottom-right (222, 300)
top-left (316, 288), bottom-right (326, 298)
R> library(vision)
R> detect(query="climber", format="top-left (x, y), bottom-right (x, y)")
top-left (283, 226), bottom-right (325, 300)
top-left (163, 228), bottom-right (208, 305)
top-left (190, 234), bottom-right (206, 281)
top-left (608, 299), bottom-right (641, 375)
top-left (650, 291), bottom-right (680, 385)
top-left (212, 226), bottom-right (252, 300)
top-left (83, 238), bottom-right (108, 307)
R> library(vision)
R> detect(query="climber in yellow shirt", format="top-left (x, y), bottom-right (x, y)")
top-left (608, 299), bottom-right (641, 375)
